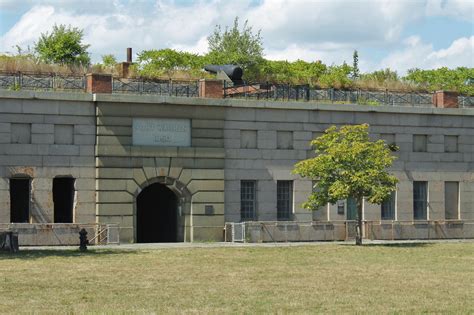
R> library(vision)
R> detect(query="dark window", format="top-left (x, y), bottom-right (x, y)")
top-left (337, 200), bottom-right (345, 215)
top-left (277, 181), bottom-right (293, 220)
top-left (445, 182), bottom-right (459, 220)
top-left (381, 191), bottom-right (396, 220)
top-left (413, 181), bottom-right (428, 220)
top-left (241, 181), bottom-right (256, 221)
top-left (10, 178), bottom-right (30, 223)
top-left (53, 177), bottom-right (75, 223)
top-left (346, 197), bottom-right (357, 220)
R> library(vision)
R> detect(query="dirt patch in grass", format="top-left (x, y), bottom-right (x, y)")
top-left (0, 243), bottom-right (473, 313)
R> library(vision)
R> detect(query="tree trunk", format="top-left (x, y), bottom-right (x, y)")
top-left (355, 198), bottom-right (363, 245)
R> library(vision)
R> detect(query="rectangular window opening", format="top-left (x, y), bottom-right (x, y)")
top-left (10, 178), bottom-right (30, 223)
top-left (381, 191), bottom-right (396, 220)
top-left (413, 181), bottom-right (428, 220)
top-left (277, 180), bottom-right (293, 220)
top-left (240, 180), bottom-right (256, 221)
top-left (445, 182), bottom-right (459, 220)
top-left (311, 181), bottom-right (324, 221)
top-left (53, 177), bottom-right (75, 223)
top-left (337, 200), bottom-right (345, 215)
top-left (346, 197), bottom-right (357, 220)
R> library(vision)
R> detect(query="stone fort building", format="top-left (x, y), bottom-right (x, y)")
top-left (0, 75), bottom-right (473, 244)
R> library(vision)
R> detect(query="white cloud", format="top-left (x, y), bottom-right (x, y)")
top-left (379, 35), bottom-right (474, 74)
top-left (426, 0), bottom-right (474, 21)
top-left (171, 36), bottom-right (209, 55)
top-left (245, 0), bottom-right (425, 49)
top-left (265, 43), bottom-right (354, 65)
top-left (0, 2), bottom-right (244, 61)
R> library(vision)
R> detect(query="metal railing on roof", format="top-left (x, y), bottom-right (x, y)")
top-left (223, 81), bottom-right (474, 108)
top-left (111, 77), bottom-right (199, 97)
top-left (0, 71), bottom-right (86, 92)
top-left (1, 71), bottom-right (473, 108)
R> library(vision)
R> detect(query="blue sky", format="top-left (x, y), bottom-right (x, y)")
top-left (0, 0), bottom-right (473, 74)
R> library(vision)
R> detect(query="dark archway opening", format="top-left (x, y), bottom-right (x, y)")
top-left (136, 183), bottom-right (178, 243)
top-left (53, 177), bottom-right (75, 223)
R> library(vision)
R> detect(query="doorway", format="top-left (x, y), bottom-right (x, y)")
top-left (10, 178), bottom-right (30, 223)
top-left (136, 183), bottom-right (178, 243)
top-left (53, 177), bottom-right (75, 223)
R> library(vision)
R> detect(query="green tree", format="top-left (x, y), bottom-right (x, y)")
top-left (101, 54), bottom-right (117, 67)
top-left (405, 67), bottom-right (474, 95)
top-left (352, 50), bottom-right (359, 79)
top-left (361, 68), bottom-right (399, 83)
top-left (319, 62), bottom-right (353, 89)
top-left (293, 124), bottom-right (398, 245)
top-left (136, 48), bottom-right (204, 79)
top-left (206, 17), bottom-right (264, 80)
top-left (34, 24), bottom-right (90, 66)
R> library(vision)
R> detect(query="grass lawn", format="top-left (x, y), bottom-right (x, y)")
top-left (0, 242), bottom-right (473, 313)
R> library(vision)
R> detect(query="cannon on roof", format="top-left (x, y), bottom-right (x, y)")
top-left (204, 64), bottom-right (244, 86)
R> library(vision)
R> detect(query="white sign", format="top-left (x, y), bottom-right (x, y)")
top-left (132, 118), bottom-right (191, 147)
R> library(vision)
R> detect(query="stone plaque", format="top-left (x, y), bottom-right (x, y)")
top-left (133, 118), bottom-right (191, 147)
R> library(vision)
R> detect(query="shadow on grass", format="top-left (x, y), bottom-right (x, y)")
top-left (0, 249), bottom-right (138, 260)
top-left (339, 242), bottom-right (433, 248)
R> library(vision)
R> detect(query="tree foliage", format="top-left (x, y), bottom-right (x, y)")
top-left (136, 48), bottom-right (205, 79)
top-left (101, 54), bottom-right (117, 67)
top-left (352, 50), bottom-right (359, 79)
top-left (319, 63), bottom-right (354, 89)
top-left (360, 68), bottom-right (399, 83)
top-left (206, 17), bottom-right (264, 80)
top-left (258, 59), bottom-right (327, 85)
top-left (405, 67), bottom-right (474, 95)
top-left (293, 124), bottom-right (398, 245)
top-left (34, 24), bottom-right (90, 66)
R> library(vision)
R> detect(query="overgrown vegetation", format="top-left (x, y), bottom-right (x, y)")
top-left (35, 24), bottom-right (90, 66)
top-left (0, 243), bottom-right (472, 313)
top-left (405, 67), bottom-right (474, 95)
top-left (135, 48), bottom-right (207, 79)
top-left (1, 21), bottom-right (473, 94)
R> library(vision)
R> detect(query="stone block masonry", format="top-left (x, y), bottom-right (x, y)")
top-left (0, 90), bottom-right (473, 244)
top-left (0, 91), bottom-right (95, 242)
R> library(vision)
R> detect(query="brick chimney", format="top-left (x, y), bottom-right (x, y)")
top-left (120, 47), bottom-right (133, 78)
top-left (432, 91), bottom-right (459, 108)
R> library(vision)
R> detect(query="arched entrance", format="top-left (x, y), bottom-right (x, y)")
top-left (136, 183), bottom-right (178, 243)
